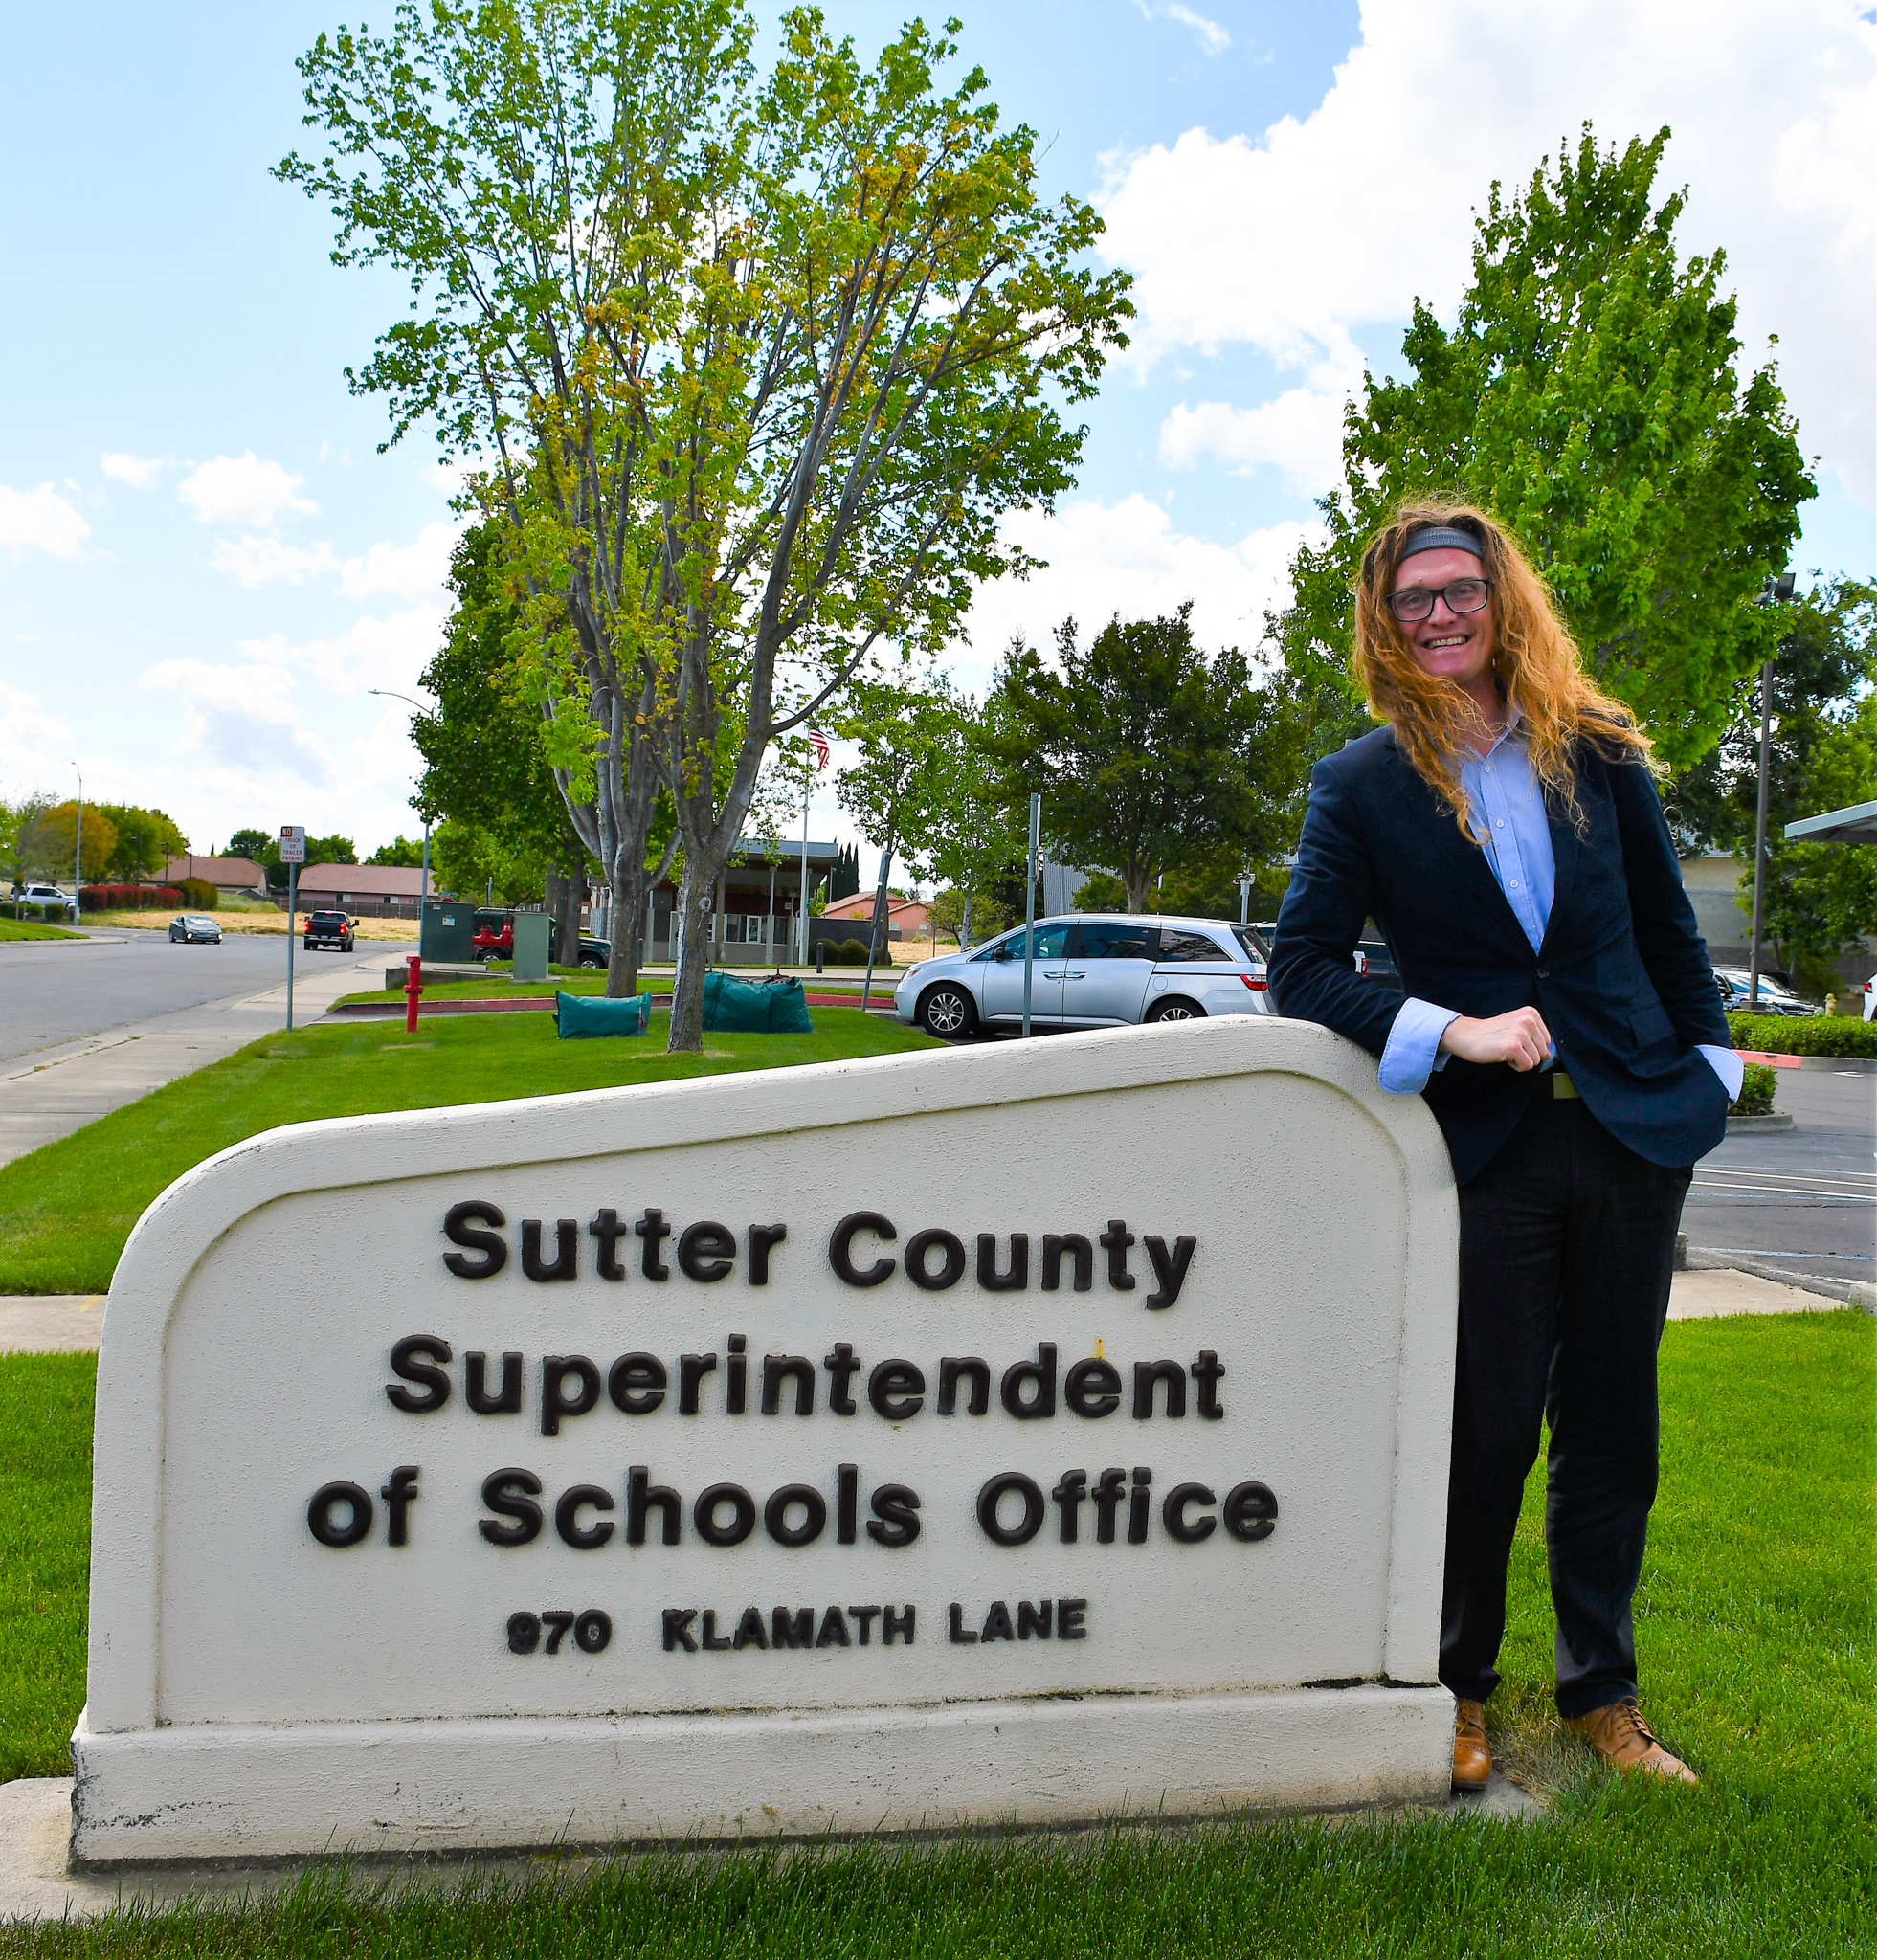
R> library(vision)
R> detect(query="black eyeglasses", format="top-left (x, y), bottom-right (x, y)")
top-left (1387, 578), bottom-right (1492, 623)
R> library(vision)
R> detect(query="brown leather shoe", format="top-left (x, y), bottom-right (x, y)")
top-left (1452, 1697), bottom-right (1490, 1792)
top-left (1565, 1699), bottom-right (1698, 1785)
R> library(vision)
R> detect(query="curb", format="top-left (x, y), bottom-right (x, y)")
top-left (1684, 1249), bottom-right (1874, 1311)
top-left (1725, 1112), bottom-right (1795, 1133)
top-left (1733, 1050), bottom-right (1877, 1074)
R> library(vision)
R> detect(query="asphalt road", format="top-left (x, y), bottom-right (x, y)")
top-left (1682, 1067), bottom-right (1875, 1288)
top-left (0, 926), bottom-right (404, 1065)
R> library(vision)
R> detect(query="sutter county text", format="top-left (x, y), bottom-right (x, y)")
top-left (301, 1199), bottom-right (1278, 1566)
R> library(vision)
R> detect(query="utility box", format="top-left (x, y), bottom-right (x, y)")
top-left (510, 910), bottom-right (550, 982)
top-left (418, 900), bottom-right (475, 965)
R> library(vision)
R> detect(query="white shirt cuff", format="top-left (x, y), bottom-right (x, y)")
top-left (1378, 997), bottom-right (1462, 1095)
top-left (1698, 1043), bottom-right (1745, 1102)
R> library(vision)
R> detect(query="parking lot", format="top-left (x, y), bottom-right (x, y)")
top-left (1681, 1066), bottom-right (1876, 1291)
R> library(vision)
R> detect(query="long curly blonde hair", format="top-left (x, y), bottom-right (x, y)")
top-left (1353, 501), bottom-right (1653, 839)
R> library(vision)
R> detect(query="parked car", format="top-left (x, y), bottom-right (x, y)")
top-left (1713, 968), bottom-right (1819, 1016)
top-left (471, 908), bottom-right (608, 969)
top-left (895, 914), bottom-right (1273, 1040)
top-left (302, 909), bottom-right (356, 952)
top-left (13, 880), bottom-right (76, 918)
top-left (1243, 920), bottom-right (1401, 989)
top-left (1862, 973), bottom-right (1877, 1024)
top-left (168, 914), bottom-right (223, 945)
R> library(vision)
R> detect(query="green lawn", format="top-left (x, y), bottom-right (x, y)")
top-left (0, 1311), bottom-right (1869, 1955)
top-left (0, 1009), bottom-right (936, 1297)
top-left (0, 917), bottom-right (81, 942)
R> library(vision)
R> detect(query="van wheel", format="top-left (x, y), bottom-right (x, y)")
top-left (1145, 997), bottom-right (1203, 1023)
top-left (919, 985), bottom-right (978, 1040)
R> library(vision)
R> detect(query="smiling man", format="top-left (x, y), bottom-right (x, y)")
top-left (1267, 504), bottom-right (1741, 1795)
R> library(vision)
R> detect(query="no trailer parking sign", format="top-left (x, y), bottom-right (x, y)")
top-left (73, 1016), bottom-right (1459, 1861)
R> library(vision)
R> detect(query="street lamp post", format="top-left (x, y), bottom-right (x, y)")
top-left (1748, 573), bottom-right (1796, 1010)
top-left (368, 689), bottom-right (434, 907)
top-left (71, 764), bottom-right (83, 918)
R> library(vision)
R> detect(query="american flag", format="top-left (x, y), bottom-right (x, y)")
top-left (807, 727), bottom-right (830, 769)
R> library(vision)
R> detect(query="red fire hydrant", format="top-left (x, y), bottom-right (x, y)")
top-left (404, 953), bottom-right (423, 1034)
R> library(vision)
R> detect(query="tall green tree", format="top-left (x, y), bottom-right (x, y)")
top-left (1668, 579), bottom-right (1876, 987)
top-left (413, 523), bottom-right (666, 975)
top-left (1280, 126), bottom-right (1813, 768)
top-left (96, 805), bottom-right (187, 884)
top-left (280, 1), bottom-right (1130, 1049)
top-left (981, 607), bottom-right (1273, 914)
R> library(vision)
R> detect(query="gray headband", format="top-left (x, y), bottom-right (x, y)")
top-left (1397, 525), bottom-right (1485, 563)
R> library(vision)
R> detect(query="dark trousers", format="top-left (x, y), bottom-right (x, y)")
top-left (1438, 1088), bottom-right (1691, 1718)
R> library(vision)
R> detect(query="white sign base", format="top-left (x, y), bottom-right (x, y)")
top-left (74, 1017), bottom-right (1458, 1863)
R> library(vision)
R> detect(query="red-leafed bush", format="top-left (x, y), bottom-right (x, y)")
top-left (80, 885), bottom-right (184, 912)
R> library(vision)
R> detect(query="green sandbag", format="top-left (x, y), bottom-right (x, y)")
top-left (555, 990), bottom-right (652, 1038)
top-left (761, 974), bottom-right (815, 1034)
top-left (701, 970), bottom-right (815, 1034)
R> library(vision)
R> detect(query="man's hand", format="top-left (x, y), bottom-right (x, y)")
top-left (1439, 1008), bottom-right (1554, 1071)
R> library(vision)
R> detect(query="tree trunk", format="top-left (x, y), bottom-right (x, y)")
top-left (604, 855), bottom-right (647, 1000)
top-left (667, 861), bottom-right (713, 1051)
top-left (1124, 869), bottom-right (1151, 913)
top-left (555, 871), bottom-right (582, 964)
top-left (544, 866), bottom-right (570, 964)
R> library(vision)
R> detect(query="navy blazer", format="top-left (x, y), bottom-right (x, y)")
top-left (1267, 725), bottom-right (1732, 1185)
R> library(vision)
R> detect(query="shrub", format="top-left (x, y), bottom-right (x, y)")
top-left (1727, 1012), bottom-right (1877, 1059)
top-left (79, 884), bottom-right (184, 913)
top-left (833, 937), bottom-right (874, 966)
top-left (176, 878), bottom-right (218, 910)
top-left (1731, 1063), bottom-right (1777, 1116)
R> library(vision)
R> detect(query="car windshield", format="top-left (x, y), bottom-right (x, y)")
top-left (186, 917), bottom-right (215, 928)
top-left (1231, 925), bottom-right (1263, 961)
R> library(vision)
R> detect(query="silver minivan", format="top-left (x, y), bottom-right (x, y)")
top-left (893, 914), bottom-right (1272, 1039)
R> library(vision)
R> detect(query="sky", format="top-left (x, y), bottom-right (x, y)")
top-left (2, 0), bottom-right (1873, 872)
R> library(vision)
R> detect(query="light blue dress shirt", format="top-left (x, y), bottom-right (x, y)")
top-left (1376, 720), bottom-right (1744, 1100)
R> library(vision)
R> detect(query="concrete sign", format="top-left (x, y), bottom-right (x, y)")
top-left (74, 1017), bottom-right (1459, 1862)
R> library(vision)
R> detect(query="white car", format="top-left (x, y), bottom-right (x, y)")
top-left (894, 914), bottom-right (1273, 1039)
top-left (1861, 973), bottom-right (1876, 1023)
top-left (12, 881), bottom-right (76, 918)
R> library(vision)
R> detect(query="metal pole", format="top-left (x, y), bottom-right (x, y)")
top-left (285, 860), bottom-right (298, 1033)
top-left (1021, 792), bottom-right (1040, 1038)
top-left (1239, 874), bottom-right (1251, 925)
top-left (1749, 657), bottom-right (1774, 1009)
top-left (71, 765), bottom-right (82, 915)
top-left (420, 817), bottom-right (431, 902)
top-left (798, 784), bottom-right (811, 967)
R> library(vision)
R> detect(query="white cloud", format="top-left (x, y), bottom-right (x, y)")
top-left (0, 683), bottom-right (76, 790)
top-left (1146, 3), bottom-right (1230, 56)
top-left (100, 452), bottom-right (165, 489)
top-left (177, 452), bottom-right (318, 528)
top-left (207, 536), bottom-right (341, 590)
top-left (0, 482), bottom-right (90, 559)
top-left (208, 520), bottom-right (460, 601)
top-left (1160, 386), bottom-right (1352, 497)
top-left (237, 604), bottom-right (448, 698)
top-left (1098, 0), bottom-right (1877, 501)
top-left (140, 658), bottom-right (334, 786)
top-left (959, 496), bottom-right (1323, 684)
top-left (336, 521), bottom-right (461, 602)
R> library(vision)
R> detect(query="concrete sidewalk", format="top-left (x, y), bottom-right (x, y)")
top-left (0, 954), bottom-right (386, 1169)
top-left (2, 1267), bottom-right (1856, 1356)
